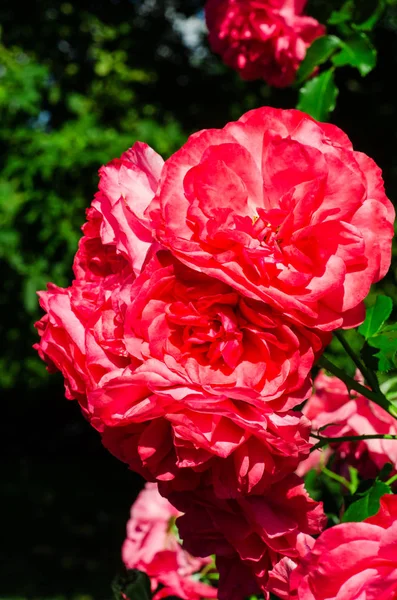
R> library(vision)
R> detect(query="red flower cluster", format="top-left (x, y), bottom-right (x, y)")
top-left (35, 108), bottom-right (394, 598)
top-left (205, 0), bottom-right (325, 87)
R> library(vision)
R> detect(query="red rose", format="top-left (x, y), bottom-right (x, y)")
top-left (150, 107), bottom-right (395, 330)
top-left (291, 494), bottom-right (397, 599)
top-left (205, 0), bottom-right (325, 87)
top-left (164, 474), bottom-right (325, 598)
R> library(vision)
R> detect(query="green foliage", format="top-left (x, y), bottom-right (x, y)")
top-left (359, 295), bottom-right (393, 339)
top-left (0, 13), bottom-right (187, 388)
top-left (297, 69), bottom-right (339, 121)
top-left (368, 324), bottom-right (397, 372)
top-left (341, 480), bottom-right (391, 522)
top-left (331, 32), bottom-right (377, 76)
top-left (296, 35), bottom-right (341, 83)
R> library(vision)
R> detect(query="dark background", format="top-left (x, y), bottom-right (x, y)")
top-left (1, 1), bottom-right (397, 598)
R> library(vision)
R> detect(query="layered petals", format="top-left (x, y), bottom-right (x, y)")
top-left (205, 0), bottom-right (325, 87)
top-left (150, 107), bottom-right (394, 330)
top-left (291, 495), bottom-right (397, 599)
top-left (165, 474), bottom-right (326, 598)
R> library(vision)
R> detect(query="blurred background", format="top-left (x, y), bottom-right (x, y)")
top-left (1, 1), bottom-right (397, 598)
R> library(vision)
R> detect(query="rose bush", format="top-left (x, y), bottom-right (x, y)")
top-left (150, 107), bottom-right (394, 331)
top-left (291, 494), bottom-right (397, 599)
top-left (123, 482), bottom-right (216, 600)
top-left (205, 0), bottom-right (325, 87)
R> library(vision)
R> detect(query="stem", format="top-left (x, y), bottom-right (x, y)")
top-left (311, 432), bottom-right (397, 452)
top-left (318, 356), bottom-right (397, 419)
top-left (386, 473), bottom-right (397, 486)
top-left (322, 466), bottom-right (353, 492)
top-left (334, 330), bottom-right (380, 393)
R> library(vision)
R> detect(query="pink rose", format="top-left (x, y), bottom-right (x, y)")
top-left (150, 107), bottom-right (395, 331)
top-left (74, 142), bottom-right (163, 280)
top-left (292, 494), bottom-right (397, 599)
top-left (123, 482), bottom-right (216, 600)
top-left (83, 248), bottom-right (322, 497)
top-left (302, 371), bottom-right (397, 480)
top-left (205, 0), bottom-right (325, 87)
top-left (165, 474), bottom-right (326, 599)
top-left (34, 142), bottom-right (163, 409)
top-left (112, 251), bottom-right (327, 410)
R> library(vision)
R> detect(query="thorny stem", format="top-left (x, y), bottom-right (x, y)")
top-left (311, 432), bottom-right (397, 452)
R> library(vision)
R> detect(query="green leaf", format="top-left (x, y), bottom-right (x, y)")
top-left (331, 32), bottom-right (377, 76)
top-left (297, 69), bottom-right (339, 122)
top-left (342, 480), bottom-right (391, 522)
top-left (112, 570), bottom-right (152, 600)
top-left (358, 295), bottom-right (393, 340)
top-left (353, 1), bottom-right (386, 31)
top-left (296, 35), bottom-right (341, 83)
top-left (368, 324), bottom-right (397, 372)
top-left (328, 1), bottom-right (355, 25)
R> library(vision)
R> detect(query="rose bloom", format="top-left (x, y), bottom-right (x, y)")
top-left (86, 251), bottom-right (322, 497)
top-left (35, 142), bottom-right (163, 410)
top-left (205, 0), bottom-right (325, 87)
top-left (165, 474), bottom-right (326, 599)
top-left (35, 142), bottom-right (319, 498)
top-left (150, 107), bottom-right (395, 331)
top-left (291, 494), bottom-right (397, 599)
top-left (123, 482), bottom-right (217, 600)
top-left (300, 371), bottom-right (397, 480)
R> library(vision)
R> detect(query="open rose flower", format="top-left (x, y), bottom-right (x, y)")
top-left (84, 252), bottom-right (319, 496)
top-left (205, 0), bottom-right (325, 87)
top-left (122, 482), bottom-right (217, 600)
top-left (165, 474), bottom-right (326, 599)
top-left (300, 371), bottom-right (397, 480)
top-left (34, 142), bottom-right (163, 408)
top-left (109, 251), bottom-right (328, 411)
top-left (150, 107), bottom-right (395, 331)
top-left (291, 494), bottom-right (397, 599)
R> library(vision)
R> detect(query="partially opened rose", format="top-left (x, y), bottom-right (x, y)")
top-left (150, 107), bottom-right (394, 331)
top-left (205, 0), bottom-right (325, 87)
top-left (291, 494), bottom-right (397, 599)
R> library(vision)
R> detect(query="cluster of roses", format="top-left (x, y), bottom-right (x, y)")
top-left (205, 0), bottom-right (325, 87)
top-left (123, 480), bottom-right (397, 600)
top-left (35, 106), bottom-right (395, 599)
